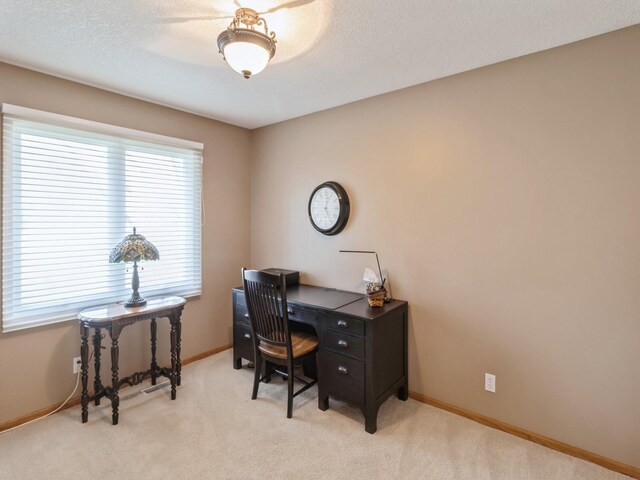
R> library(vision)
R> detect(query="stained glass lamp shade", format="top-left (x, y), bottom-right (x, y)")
top-left (109, 227), bottom-right (160, 307)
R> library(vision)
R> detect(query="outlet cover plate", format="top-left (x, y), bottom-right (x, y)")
top-left (73, 357), bottom-right (82, 374)
top-left (485, 373), bottom-right (496, 393)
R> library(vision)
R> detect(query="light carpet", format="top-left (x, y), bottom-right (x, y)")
top-left (0, 350), bottom-right (626, 479)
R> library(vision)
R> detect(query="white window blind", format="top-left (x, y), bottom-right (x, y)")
top-left (2, 104), bottom-right (203, 332)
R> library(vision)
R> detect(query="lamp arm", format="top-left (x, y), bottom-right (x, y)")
top-left (374, 252), bottom-right (385, 288)
top-left (339, 250), bottom-right (385, 287)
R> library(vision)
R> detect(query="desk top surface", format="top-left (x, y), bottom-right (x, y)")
top-left (286, 285), bottom-right (362, 310)
top-left (234, 284), bottom-right (407, 320)
top-left (77, 295), bottom-right (186, 323)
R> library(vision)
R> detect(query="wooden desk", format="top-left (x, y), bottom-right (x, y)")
top-left (77, 296), bottom-right (186, 425)
top-left (232, 284), bottom-right (408, 433)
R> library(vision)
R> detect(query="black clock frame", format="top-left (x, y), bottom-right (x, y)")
top-left (308, 181), bottom-right (350, 236)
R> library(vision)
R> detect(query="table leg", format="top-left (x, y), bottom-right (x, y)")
top-left (80, 324), bottom-right (89, 423)
top-left (176, 317), bottom-right (182, 386)
top-left (150, 318), bottom-right (157, 386)
top-left (110, 331), bottom-right (120, 425)
top-left (92, 329), bottom-right (102, 406)
top-left (170, 316), bottom-right (178, 400)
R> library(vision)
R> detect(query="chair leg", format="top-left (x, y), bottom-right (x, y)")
top-left (287, 360), bottom-right (294, 418)
top-left (252, 352), bottom-right (262, 400)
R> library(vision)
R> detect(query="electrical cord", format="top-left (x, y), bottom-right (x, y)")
top-left (0, 349), bottom-right (94, 434)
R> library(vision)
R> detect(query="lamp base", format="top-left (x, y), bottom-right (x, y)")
top-left (125, 260), bottom-right (147, 307)
top-left (124, 294), bottom-right (147, 307)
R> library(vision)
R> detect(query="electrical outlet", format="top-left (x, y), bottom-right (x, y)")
top-left (485, 373), bottom-right (496, 393)
top-left (73, 356), bottom-right (82, 374)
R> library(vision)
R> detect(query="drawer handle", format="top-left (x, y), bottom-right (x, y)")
top-left (337, 365), bottom-right (348, 375)
top-left (337, 320), bottom-right (348, 328)
top-left (243, 333), bottom-right (251, 339)
top-left (337, 339), bottom-right (349, 349)
top-left (244, 313), bottom-right (249, 319)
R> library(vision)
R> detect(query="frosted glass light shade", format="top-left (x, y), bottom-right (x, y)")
top-left (217, 11), bottom-right (277, 80)
top-left (223, 42), bottom-right (271, 78)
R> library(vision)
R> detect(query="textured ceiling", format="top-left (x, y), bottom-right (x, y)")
top-left (1, 1), bottom-right (639, 129)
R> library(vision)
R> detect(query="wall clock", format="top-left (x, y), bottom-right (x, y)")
top-left (308, 181), bottom-right (350, 236)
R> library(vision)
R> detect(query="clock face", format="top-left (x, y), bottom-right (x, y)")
top-left (308, 181), bottom-right (350, 235)
top-left (310, 187), bottom-right (340, 230)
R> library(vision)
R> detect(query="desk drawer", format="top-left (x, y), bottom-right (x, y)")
top-left (319, 350), bottom-right (364, 405)
top-left (325, 314), bottom-right (364, 337)
top-left (234, 294), bottom-right (314, 327)
top-left (233, 322), bottom-right (254, 359)
top-left (233, 290), bottom-right (247, 307)
top-left (323, 330), bottom-right (364, 360)
top-left (286, 305), bottom-right (315, 326)
top-left (233, 303), bottom-right (250, 326)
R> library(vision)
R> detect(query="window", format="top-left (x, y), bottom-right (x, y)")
top-left (2, 104), bottom-right (203, 332)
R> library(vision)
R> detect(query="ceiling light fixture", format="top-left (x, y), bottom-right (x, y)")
top-left (217, 8), bottom-right (277, 79)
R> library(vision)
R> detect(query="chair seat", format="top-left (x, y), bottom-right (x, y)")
top-left (259, 332), bottom-right (318, 360)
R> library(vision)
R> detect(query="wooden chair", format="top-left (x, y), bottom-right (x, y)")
top-left (242, 268), bottom-right (318, 418)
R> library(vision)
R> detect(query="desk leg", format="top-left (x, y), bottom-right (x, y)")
top-left (92, 329), bottom-right (102, 406)
top-left (110, 332), bottom-right (120, 425)
top-left (318, 394), bottom-right (329, 411)
top-left (364, 403), bottom-right (380, 434)
top-left (397, 380), bottom-right (409, 401)
top-left (169, 316), bottom-right (178, 400)
top-left (150, 318), bottom-right (157, 386)
top-left (80, 324), bottom-right (89, 423)
top-left (398, 311), bottom-right (409, 402)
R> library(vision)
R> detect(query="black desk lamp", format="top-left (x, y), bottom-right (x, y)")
top-left (339, 250), bottom-right (390, 302)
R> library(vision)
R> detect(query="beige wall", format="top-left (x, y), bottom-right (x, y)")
top-left (250, 26), bottom-right (640, 466)
top-left (0, 63), bottom-right (251, 423)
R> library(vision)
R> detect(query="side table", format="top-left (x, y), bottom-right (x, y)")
top-left (77, 295), bottom-right (186, 425)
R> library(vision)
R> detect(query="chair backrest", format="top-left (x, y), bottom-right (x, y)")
top-left (242, 268), bottom-right (291, 352)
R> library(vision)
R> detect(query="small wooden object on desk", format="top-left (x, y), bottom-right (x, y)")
top-left (366, 283), bottom-right (387, 308)
top-left (77, 295), bottom-right (186, 425)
